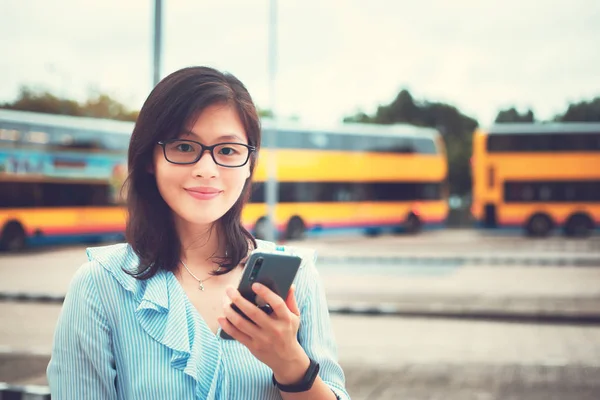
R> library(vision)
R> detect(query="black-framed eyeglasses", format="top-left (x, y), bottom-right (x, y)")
top-left (157, 139), bottom-right (256, 168)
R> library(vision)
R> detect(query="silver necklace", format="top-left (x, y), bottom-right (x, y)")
top-left (180, 257), bottom-right (224, 291)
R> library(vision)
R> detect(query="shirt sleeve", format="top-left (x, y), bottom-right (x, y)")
top-left (296, 251), bottom-right (351, 400)
top-left (47, 261), bottom-right (117, 400)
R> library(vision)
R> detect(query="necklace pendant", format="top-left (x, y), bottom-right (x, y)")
top-left (199, 281), bottom-right (205, 291)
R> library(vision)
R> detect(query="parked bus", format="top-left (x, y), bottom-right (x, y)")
top-left (0, 109), bottom-right (129, 251)
top-left (0, 109), bottom-right (448, 250)
top-left (250, 120), bottom-right (449, 239)
top-left (471, 122), bottom-right (600, 237)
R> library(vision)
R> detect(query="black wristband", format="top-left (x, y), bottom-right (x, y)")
top-left (272, 358), bottom-right (320, 393)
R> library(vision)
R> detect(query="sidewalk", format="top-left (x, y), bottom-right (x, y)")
top-left (3, 313), bottom-right (600, 400)
top-left (320, 265), bottom-right (600, 323)
top-left (3, 356), bottom-right (599, 400)
top-left (289, 232), bottom-right (600, 266)
top-left (1, 243), bottom-right (599, 323)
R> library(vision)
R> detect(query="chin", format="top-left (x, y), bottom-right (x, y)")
top-left (178, 210), bottom-right (228, 227)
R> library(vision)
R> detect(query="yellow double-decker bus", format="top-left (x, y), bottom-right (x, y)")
top-left (247, 120), bottom-right (449, 239)
top-left (0, 109), bottom-right (448, 251)
top-left (471, 123), bottom-right (600, 237)
top-left (0, 109), bottom-right (130, 251)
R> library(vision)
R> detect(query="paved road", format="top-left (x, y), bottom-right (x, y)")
top-left (1, 236), bottom-right (600, 398)
top-left (290, 229), bottom-right (600, 258)
top-left (344, 364), bottom-right (600, 400)
top-left (2, 243), bottom-right (600, 319)
top-left (2, 304), bottom-right (600, 399)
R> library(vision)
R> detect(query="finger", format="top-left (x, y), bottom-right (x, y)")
top-left (218, 317), bottom-right (252, 346)
top-left (225, 287), bottom-right (271, 327)
top-left (223, 303), bottom-right (261, 338)
top-left (252, 283), bottom-right (289, 319)
top-left (285, 285), bottom-right (300, 317)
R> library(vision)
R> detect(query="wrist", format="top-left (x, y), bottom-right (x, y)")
top-left (272, 348), bottom-right (311, 385)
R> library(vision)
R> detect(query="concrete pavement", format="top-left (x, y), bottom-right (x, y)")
top-left (2, 233), bottom-right (600, 398)
top-left (2, 308), bottom-right (600, 399)
top-left (1, 239), bottom-right (600, 322)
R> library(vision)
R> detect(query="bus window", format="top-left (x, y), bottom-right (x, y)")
top-left (504, 180), bottom-right (600, 203)
top-left (413, 137), bottom-right (437, 154)
top-left (488, 132), bottom-right (600, 152)
top-left (0, 181), bottom-right (40, 208)
top-left (0, 129), bottom-right (20, 142)
top-left (27, 131), bottom-right (49, 144)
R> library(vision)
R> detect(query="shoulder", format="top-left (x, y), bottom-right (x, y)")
top-left (72, 243), bottom-right (143, 296)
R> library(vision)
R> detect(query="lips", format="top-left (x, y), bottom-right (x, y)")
top-left (185, 187), bottom-right (223, 200)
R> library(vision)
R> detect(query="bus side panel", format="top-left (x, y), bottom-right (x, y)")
top-left (242, 201), bottom-right (448, 234)
top-left (0, 207), bottom-right (126, 245)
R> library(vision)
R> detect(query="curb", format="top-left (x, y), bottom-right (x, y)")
top-left (0, 383), bottom-right (50, 399)
top-left (2, 292), bottom-right (600, 326)
top-left (327, 303), bottom-right (600, 325)
top-left (0, 293), bottom-right (64, 304)
top-left (317, 255), bottom-right (600, 267)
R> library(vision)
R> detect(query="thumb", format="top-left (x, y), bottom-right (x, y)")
top-left (285, 284), bottom-right (300, 316)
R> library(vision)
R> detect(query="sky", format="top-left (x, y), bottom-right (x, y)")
top-left (1, 0), bottom-right (599, 126)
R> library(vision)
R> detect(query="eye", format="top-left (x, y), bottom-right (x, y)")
top-left (218, 146), bottom-right (239, 156)
top-left (175, 143), bottom-right (195, 152)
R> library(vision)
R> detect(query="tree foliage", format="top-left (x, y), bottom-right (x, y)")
top-left (554, 97), bottom-right (600, 122)
top-left (1, 86), bottom-right (138, 121)
top-left (495, 97), bottom-right (600, 123)
top-left (495, 107), bottom-right (535, 123)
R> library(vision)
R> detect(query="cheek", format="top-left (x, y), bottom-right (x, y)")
top-left (225, 169), bottom-right (250, 193)
top-left (154, 159), bottom-right (182, 198)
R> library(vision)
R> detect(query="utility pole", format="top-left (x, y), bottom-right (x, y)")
top-left (153, 0), bottom-right (163, 87)
top-left (265, 0), bottom-right (278, 241)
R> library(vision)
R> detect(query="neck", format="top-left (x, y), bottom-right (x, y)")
top-left (175, 218), bottom-right (226, 274)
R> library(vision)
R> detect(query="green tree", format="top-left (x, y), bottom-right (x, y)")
top-left (1, 86), bottom-right (138, 122)
top-left (495, 107), bottom-right (535, 123)
top-left (2, 86), bottom-right (81, 116)
top-left (554, 96), bottom-right (600, 122)
top-left (81, 93), bottom-right (139, 121)
top-left (258, 108), bottom-right (274, 118)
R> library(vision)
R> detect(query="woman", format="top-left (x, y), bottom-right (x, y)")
top-left (47, 66), bottom-right (350, 399)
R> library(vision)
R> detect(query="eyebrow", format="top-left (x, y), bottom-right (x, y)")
top-left (181, 130), bottom-right (245, 142)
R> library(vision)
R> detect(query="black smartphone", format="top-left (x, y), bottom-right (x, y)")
top-left (220, 250), bottom-right (302, 340)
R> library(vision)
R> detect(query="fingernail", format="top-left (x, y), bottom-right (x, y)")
top-left (252, 282), bottom-right (262, 291)
top-left (226, 287), bottom-right (235, 297)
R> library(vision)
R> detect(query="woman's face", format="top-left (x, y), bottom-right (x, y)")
top-left (152, 103), bottom-right (251, 230)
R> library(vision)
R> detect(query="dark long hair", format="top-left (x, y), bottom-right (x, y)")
top-left (125, 66), bottom-right (260, 279)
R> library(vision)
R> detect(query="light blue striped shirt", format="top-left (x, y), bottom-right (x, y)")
top-left (47, 240), bottom-right (350, 399)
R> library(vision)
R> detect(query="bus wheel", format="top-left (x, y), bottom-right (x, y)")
top-left (285, 216), bottom-right (306, 241)
top-left (525, 214), bottom-right (553, 237)
top-left (404, 213), bottom-right (422, 234)
top-left (564, 213), bottom-right (594, 238)
top-left (0, 221), bottom-right (27, 252)
top-left (254, 217), bottom-right (269, 240)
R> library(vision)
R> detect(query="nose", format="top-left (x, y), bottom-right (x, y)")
top-left (191, 149), bottom-right (219, 178)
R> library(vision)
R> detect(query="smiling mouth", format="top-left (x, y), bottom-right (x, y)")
top-left (185, 188), bottom-right (223, 200)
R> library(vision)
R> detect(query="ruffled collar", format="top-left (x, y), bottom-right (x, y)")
top-left (86, 243), bottom-right (222, 399)
top-left (85, 240), bottom-right (314, 399)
